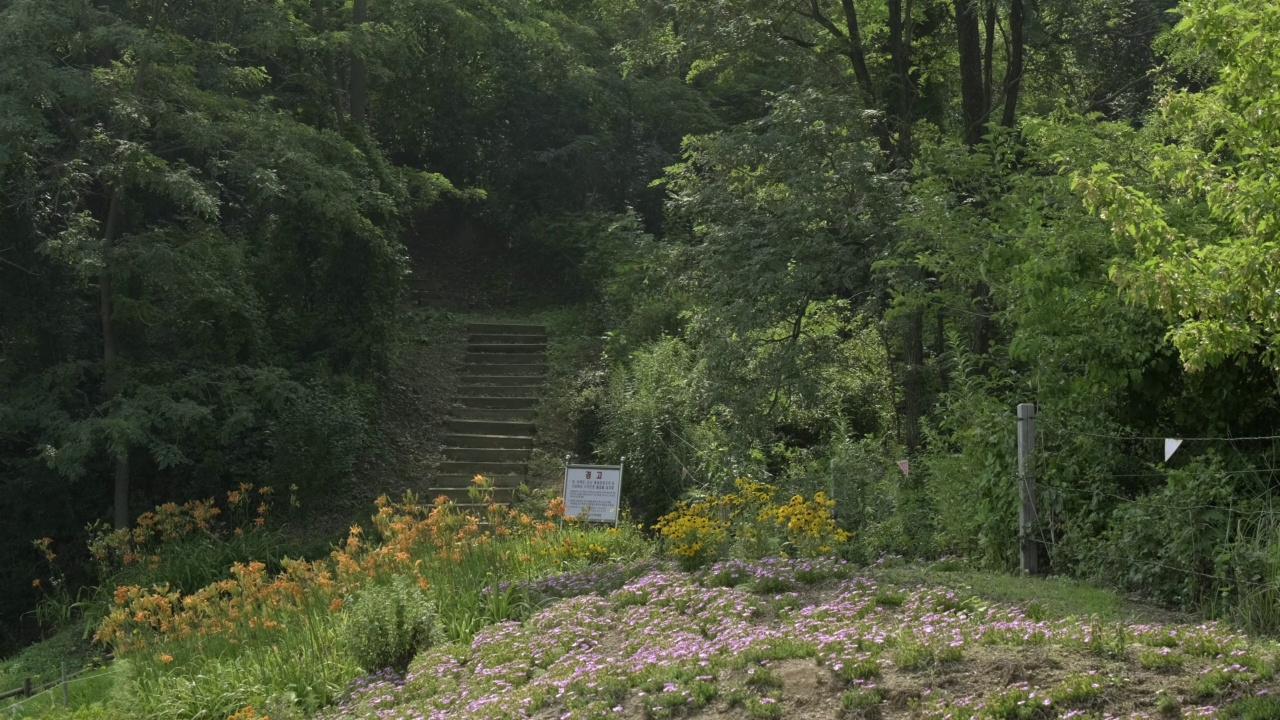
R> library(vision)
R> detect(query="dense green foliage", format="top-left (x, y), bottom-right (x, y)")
top-left (0, 0), bottom-right (701, 649)
top-left (0, 0), bottom-right (407, 647)
top-left (343, 576), bottom-right (442, 672)
top-left (561, 0), bottom-right (1280, 635)
top-left (5, 0), bottom-right (1280, 684)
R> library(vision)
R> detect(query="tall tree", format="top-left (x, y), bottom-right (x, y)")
top-left (954, 0), bottom-right (988, 146)
top-left (350, 0), bottom-right (368, 125)
top-left (0, 0), bottom-right (414, 533)
top-left (1001, 0), bottom-right (1025, 127)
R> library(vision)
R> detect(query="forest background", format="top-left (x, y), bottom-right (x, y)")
top-left (4, 0), bottom-right (1280, 655)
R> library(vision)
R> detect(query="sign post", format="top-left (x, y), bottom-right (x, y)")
top-left (563, 463), bottom-right (624, 525)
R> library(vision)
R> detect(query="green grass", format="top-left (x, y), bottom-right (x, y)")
top-left (743, 667), bottom-right (783, 690)
top-left (1223, 695), bottom-right (1280, 720)
top-left (868, 563), bottom-right (1178, 625)
top-left (114, 508), bottom-right (644, 718)
top-left (127, 621), bottom-right (357, 720)
top-left (1049, 673), bottom-right (1109, 707)
top-left (833, 657), bottom-right (881, 683)
top-left (0, 667), bottom-right (119, 719)
top-left (0, 624), bottom-right (116, 717)
top-left (841, 686), bottom-right (883, 712)
top-left (1138, 648), bottom-right (1184, 670)
top-left (0, 625), bottom-right (106, 700)
top-left (893, 641), bottom-right (932, 671)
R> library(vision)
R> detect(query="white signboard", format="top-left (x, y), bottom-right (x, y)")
top-left (563, 464), bottom-right (623, 523)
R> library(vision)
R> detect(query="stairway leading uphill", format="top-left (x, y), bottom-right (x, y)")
top-left (428, 322), bottom-right (548, 510)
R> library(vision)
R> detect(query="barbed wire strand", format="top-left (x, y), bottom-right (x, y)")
top-left (1043, 426), bottom-right (1280, 443)
top-left (1037, 483), bottom-right (1280, 520)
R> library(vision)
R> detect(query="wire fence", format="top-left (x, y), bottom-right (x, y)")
top-left (1, 660), bottom-right (116, 717)
top-left (1014, 413), bottom-right (1280, 622)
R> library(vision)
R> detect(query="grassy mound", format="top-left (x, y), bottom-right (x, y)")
top-left (319, 559), bottom-right (1279, 720)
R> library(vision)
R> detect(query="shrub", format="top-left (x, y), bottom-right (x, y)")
top-left (266, 378), bottom-right (372, 504)
top-left (1223, 694), bottom-right (1280, 720)
top-left (597, 337), bottom-right (705, 522)
top-left (653, 478), bottom-right (848, 568)
top-left (343, 576), bottom-right (442, 672)
top-left (833, 658), bottom-right (881, 683)
top-left (1137, 647), bottom-right (1183, 670)
top-left (841, 686), bottom-right (884, 712)
top-left (652, 500), bottom-right (730, 570)
top-left (892, 641), bottom-right (933, 671)
top-left (1050, 672), bottom-right (1108, 706)
top-left (764, 491), bottom-right (849, 557)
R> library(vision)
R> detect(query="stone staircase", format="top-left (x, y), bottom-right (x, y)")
top-left (428, 322), bottom-right (547, 510)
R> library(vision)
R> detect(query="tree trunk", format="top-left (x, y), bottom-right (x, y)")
top-left (1001, 0), bottom-right (1025, 127)
top-left (838, 0), bottom-right (875, 103)
top-left (903, 309), bottom-right (927, 453)
top-left (954, 0), bottom-right (986, 146)
top-left (112, 453), bottom-right (131, 529)
top-left (935, 305), bottom-right (949, 392)
top-left (970, 281), bottom-right (993, 362)
top-left (886, 0), bottom-right (915, 164)
top-left (886, 0), bottom-right (925, 451)
top-left (983, 2), bottom-right (995, 115)
top-left (959, 0), bottom-right (999, 367)
top-left (350, 0), bottom-right (368, 125)
top-left (101, 188), bottom-right (131, 529)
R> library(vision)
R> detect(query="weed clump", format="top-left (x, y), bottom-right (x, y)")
top-left (344, 576), bottom-right (443, 672)
top-left (841, 685), bottom-right (884, 713)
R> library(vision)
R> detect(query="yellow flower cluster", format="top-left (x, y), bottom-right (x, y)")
top-left (763, 491), bottom-right (850, 557)
top-left (654, 479), bottom-right (849, 567)
top-left (652, 500), bottom-right (730, 569)
top-left (548, 533), bottom-right (613, 562)
top-left (729, 477), bottom-right (777, 510)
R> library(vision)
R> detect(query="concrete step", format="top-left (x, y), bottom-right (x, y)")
top-left (442, 447), bottom-right (532, 463)
top-left (431, 474), bottom-right (523, 489)
top-left (446, 418), bottom-right (536, 435)
top-left (451, 407), bottom-right (534, 421)
top-left (454, 385), bottom-right (542, 398)
top-left (467, 323), bottom-right (547, 335)
top-left (465, 353), bottom-right (546, 365)
top-left (468, 343), bottom-right (547, 354)
top-left (470, 334), bottom-right (547, 344)
top-left (438, 460), bottom-right (526, 476)
top-left (429, 503), bottom-right (513, 516)
top-left (461, 375), bottom-right (548, 386)
top-left (443, 433), bottom-right (534, 449)
top-left (427, 487), bottom-right (516, 504)
top-left (455, 396), bottom-right (537, 410)
top-left (463, 363), bottom-right (546, 376)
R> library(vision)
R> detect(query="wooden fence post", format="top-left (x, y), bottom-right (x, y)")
top-left (1017, 403), bottom-right (1038, 575)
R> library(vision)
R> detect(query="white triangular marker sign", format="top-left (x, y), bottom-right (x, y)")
top-left (1164, 438), bottom-right (1183, 462)
top-left (897, 460), bottom-right (910, 476)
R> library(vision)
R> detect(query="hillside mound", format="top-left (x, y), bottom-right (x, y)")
top-left (319, 559), bottom-right (1279, 720)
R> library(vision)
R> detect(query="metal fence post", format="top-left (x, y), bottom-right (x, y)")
top-left (1017, 403), bottom-right (1038, 575)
